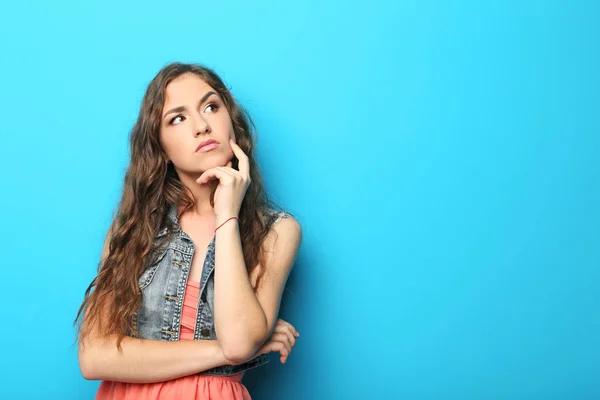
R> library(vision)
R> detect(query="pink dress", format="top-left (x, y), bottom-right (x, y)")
top-left (95, 279), bottom-right (251, 400)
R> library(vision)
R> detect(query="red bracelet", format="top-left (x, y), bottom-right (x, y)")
top-left (215, 216), bottom-right (239, 232)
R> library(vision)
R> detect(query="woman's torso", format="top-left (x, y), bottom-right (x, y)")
top-left (96, 279), bottom-right (250, 399)
top-left (130, 203), bottom-right (271, 375)
top-left (95, 205), bottom-right (291, 398)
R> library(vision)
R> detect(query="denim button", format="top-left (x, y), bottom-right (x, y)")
top-left (201, 328), bottom-right (210, 336)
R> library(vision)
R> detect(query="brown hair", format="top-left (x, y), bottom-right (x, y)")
top-left (74, 62), bottom-right (287, 349)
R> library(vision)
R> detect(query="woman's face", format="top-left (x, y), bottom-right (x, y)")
top-left (159, 72), bottom-right (235, 174)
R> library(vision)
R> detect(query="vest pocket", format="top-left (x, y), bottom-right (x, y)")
top-left (138, 248), bottom-right (169, 290)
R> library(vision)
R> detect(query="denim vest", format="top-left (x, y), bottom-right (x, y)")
top-left (131, 203), bottom-right (289, 376)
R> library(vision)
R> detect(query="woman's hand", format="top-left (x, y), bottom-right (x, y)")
top-left (196, 139), bottom-right (250, 224)
top-left (255, 319), bottom-right (300, 364)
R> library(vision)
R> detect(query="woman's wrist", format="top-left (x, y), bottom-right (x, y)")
top-left (215, 215), bottom-right (239, 232)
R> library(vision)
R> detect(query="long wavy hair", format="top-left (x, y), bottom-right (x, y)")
top-left (74, 62), bottom-right (287, 349)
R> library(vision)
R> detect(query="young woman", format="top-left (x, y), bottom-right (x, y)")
top-left (74, 62), bottom-right (302, 399)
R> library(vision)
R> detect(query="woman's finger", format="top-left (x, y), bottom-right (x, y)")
top-left (267, 340), bottom-right (288, 356)
top-left (273, 342), bottom-right (289, 364)
top-left (277, 319), bottom-right (300, 337)
top-left (273, 325), bottom-right (296, 348)
top-left (211, 165), bottom-right (245, 183)
top-left (229, 139), bottom-right (250, 176)
top-left (277, 343), bottom-right (289, 358)
top-left (259, 339), bottom-right (291, 364)
top-left (258, 340), bottom-right (278, 356)
top-left (196, 168), bottom-right (221, 185)
top-left (270, 333), bottom-right (292, 353)
top-left (275, 319), bottom-right (299, 340)
top-left (264, 333), bottom-right (291, 354)
top-left (196, 167), bottom-right (233, 185)
top-left (215, 166), bottom-right (238, 178)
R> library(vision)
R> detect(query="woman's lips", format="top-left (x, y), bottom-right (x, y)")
top-left (197, 142), bottom-right (219, 152)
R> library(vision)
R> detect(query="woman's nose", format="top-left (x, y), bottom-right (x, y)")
top-left (193, 113), bottom-right (210, 136)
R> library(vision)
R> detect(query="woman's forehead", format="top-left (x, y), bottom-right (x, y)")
top-left (164, 73), bottom-right (214, 104)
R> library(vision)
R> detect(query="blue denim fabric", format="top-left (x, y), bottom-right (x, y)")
top-left (131, 203), bottom-right (289, 376)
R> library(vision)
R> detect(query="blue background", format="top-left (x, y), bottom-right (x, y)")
top-left (0, 0), bottom-right (598, 398)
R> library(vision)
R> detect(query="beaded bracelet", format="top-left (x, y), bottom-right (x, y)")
top-left (215, 216), bottom-right (239, 232)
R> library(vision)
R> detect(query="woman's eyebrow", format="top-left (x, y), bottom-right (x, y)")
top-left (162, 91), bottom-right (218, 120)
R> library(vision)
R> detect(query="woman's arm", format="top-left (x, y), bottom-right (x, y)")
top-left (197, 141), bottom-right (302, 364)
top-left (78, 333), bottom-right (229, 383)
top-left (78, 227), bottom-right (230, 384)
top-left (213, 215), bottom-right (302, 363)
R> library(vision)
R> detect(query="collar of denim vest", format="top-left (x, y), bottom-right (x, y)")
top-left (167, 202), bottom-right (179, 224)
top-left (156, 203), bottom-right (180, 238)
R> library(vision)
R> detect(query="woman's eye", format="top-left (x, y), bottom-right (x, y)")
top-left (205, 103), bottom-right (220, 113)
top-left (168, 103), bottom-right (218, 125)
top-left (169, 115), bottom-right (185, 125)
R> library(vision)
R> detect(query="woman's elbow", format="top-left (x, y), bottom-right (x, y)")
top-left (220, 326), bottom-right (269, 364)
top-left (78, 341), bottom-right (104, 380)
top-left (221, 334), bottom-right (267, 364)
top-left (221, 342), bottom-right (256, 365)
top-left (78, 350), bottom-right (98, 380)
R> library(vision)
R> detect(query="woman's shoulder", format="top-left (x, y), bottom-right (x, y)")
top-left (263, 208), bottom-right (301, 243)
top-left (263, 207), bottom-right (294, 225)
